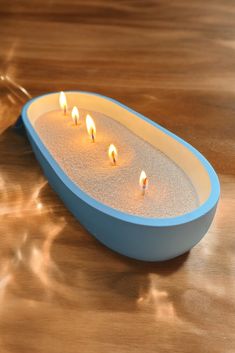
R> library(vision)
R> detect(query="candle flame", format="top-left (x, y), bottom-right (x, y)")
top-left (139, 170), bottom-right (148, 195)
top-left (71, 106), bottom-right (79, 125)
top-left (59, 91), bottom-right (67, 115)
top-left (108, 144), bottom-right (118, 165)
top-left (86, 114), bottom-right (96, 142)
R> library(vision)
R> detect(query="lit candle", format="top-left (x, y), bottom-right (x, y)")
top-left (71, 106), bottom-right (79, 125)
top-left (86, 114), bottom-right (96, 142)
top-left (59, 91), bottom-right (67, 115)
top-left (139, 170), bottom-right (148, 195)
top-left (108, 144), bottom-right (118, 165)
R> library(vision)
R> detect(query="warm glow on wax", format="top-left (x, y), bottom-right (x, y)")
top-left (86, 114), bottom-right (96, 142)
top-left (108, 144), bottom-right (118, 165)
top-left (59, 91), bottom-right (67, 115)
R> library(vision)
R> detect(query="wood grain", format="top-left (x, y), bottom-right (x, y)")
top-left (0, 1), bottom-right (235, 352)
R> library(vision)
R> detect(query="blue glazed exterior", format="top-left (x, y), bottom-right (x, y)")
top-left (21, 92), bottom-right (220, 261)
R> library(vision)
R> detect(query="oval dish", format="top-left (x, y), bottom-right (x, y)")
top-left (21, 91), bottom-right (220, 261)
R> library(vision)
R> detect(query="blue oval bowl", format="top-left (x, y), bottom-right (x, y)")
top-left (21, 91), bottom-right (220, 261)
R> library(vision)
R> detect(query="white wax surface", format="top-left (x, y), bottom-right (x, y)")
top-left (35, 109), bottom-right (199, 218)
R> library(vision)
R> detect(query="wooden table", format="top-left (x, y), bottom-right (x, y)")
top-left (0, 1), bottom-right (234, 352)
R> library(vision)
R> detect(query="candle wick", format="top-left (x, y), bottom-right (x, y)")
top-left (112, 151), bottom-right (116, 165)
top-left (91, 129), bottom-right (95, 142)
top-left (64, 106), bottom-right (66, 115)
top-left (142, 178), bottom-right (148, 196)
